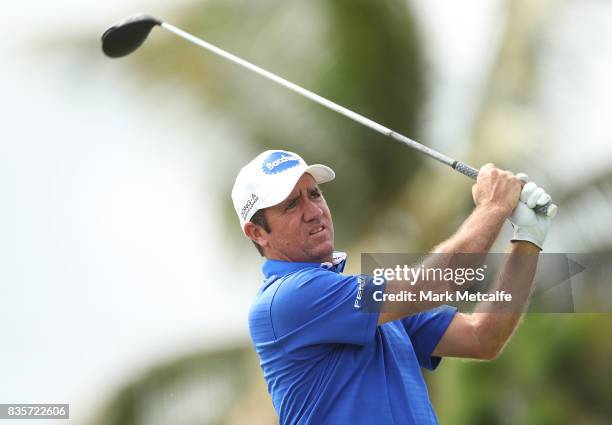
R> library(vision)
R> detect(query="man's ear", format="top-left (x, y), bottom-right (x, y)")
top-left (244, 221), bottom-right (269, 248)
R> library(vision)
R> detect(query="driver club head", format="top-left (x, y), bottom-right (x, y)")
top-left (102, 13), bottom-right (162, 58)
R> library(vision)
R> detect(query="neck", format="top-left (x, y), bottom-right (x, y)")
top-left (264, 250), bottom-right (333, 264)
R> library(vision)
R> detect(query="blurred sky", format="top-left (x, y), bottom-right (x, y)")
top-left (1, 0), bottom-right (258, 420)
top-left (2, 0), bottom-right (612, 423)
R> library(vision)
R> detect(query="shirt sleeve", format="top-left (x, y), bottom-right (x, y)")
top-left (401, 305), bottom-right (457, 370)
top-left (270, 268), bottom-right (381, 353)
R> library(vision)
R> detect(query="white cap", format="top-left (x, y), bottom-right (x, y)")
top-left (232, 150), bottom-right (335, 232)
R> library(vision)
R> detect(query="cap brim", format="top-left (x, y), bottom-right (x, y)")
top-left (305, 164), bottom-right (335, 184)
top-left (257, 164), bottom-right (335, 211)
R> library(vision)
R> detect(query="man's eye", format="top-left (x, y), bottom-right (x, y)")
top-left (311, 191), bottom-right (321, 198)
top-left (286, 199), bottom-right (298, 210)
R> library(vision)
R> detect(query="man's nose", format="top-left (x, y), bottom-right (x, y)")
top-left (303, 199), bottom-right (323, 221)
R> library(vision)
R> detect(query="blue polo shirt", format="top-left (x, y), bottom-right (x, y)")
top-left (248, 252), bottom-right (457, 425)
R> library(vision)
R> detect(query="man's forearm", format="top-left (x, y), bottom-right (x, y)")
top-left (433, 204), bottom-right (509, 254)
top-left (471, 241), bottom-right (540, 358)
top-left (377, 205), bottom-right (510, 325)
top-left (426, 171), bottom-right (553, 359)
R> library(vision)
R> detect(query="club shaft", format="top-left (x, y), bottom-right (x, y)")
top-left (162, 22), bottom-right (455, 167)
top-left (160, 22), bottom-right (555, 217)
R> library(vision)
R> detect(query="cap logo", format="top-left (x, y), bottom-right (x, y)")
top-left (261, 151), bottom-right (300, 175)
top-left (240, 193), bottom-right (259, 220)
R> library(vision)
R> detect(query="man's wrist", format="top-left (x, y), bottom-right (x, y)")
top-left (474, 203), bottom-right (512, 223)
top-left (511, 230), bottom-right (544, 250)
top-left (510, 238), bottom-right (542, 252)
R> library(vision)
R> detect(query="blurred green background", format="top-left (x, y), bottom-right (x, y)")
top-left (2, 0), bottom-right (612, 424)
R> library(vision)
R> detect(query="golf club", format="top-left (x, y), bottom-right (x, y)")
top-left (101, 13), bottom-right (557, 217)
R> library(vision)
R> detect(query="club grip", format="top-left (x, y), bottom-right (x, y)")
top-left (454, 161), bottom-right (479, 179)
top-left (452, 161), bottom-right (557, 217)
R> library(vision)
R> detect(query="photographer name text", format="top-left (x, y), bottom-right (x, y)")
top-left (373, 290), bottom-right (512, 303)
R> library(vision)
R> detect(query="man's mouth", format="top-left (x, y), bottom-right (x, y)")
top-left (309, 225), bottom-right (325, 236)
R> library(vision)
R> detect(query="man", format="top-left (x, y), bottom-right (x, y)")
top-left (232, 150), bottom-right (553, 425)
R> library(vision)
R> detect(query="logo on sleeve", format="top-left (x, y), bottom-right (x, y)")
top-left (261, 151), bottom-right (300, 175)
top-left (354, 275), bottom-right (366, 308)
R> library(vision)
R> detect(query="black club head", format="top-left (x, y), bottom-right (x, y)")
top-left (102, 13), bottom-right (162, 58)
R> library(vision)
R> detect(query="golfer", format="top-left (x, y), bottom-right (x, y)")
top-left (232, 150), bottom-right (554, 425)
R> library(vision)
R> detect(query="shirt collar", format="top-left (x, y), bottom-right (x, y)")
top-left (262, 251), bottom-right (347, 278)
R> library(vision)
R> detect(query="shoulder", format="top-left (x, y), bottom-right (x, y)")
top-left (276, 268), bottom-right (357, 297)
top-left (271, 269), bottom-right (361, 315)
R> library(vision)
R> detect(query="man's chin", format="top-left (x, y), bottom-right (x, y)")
top-left (311, 241), bottom-right (334, 263)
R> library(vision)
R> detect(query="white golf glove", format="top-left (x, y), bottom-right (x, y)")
top-left (508, 174), bottom-right (555, 250)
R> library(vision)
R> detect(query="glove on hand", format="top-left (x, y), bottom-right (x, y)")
top-left (508, 174), bottom-right (555, 250)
